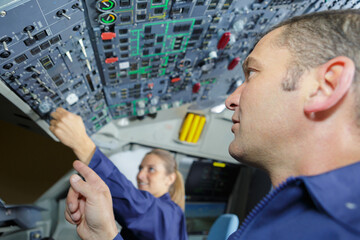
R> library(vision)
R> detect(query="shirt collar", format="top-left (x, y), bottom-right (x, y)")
top-left (301, 161), bottom-right (360, 233)
top-left (159, 192), bottom-right (171, 200)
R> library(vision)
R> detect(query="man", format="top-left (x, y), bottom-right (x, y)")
top-left (61, 9), bottom-right (360, 240)
top-left (225, 9), bottom-right (360, 239)
top-left (66, 160), bottom-right (119, 240)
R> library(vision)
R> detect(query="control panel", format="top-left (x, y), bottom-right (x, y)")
top-left (1, 0), bottom-right (359, 135)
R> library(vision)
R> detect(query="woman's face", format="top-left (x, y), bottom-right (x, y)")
top-left (136, 154), bottom-right (175, 197)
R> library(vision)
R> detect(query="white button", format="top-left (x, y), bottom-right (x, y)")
top-left (119, 61), bottom-right (129, 69)
top-left (149, 106), bottom-right (157, 114)
top-left (173, 101), bottom-right (180, 107)
top-left (137, 109), bottom-right (145, 116)
top-left (137, 101), bottom-right (145, 108)
top-left (150, 96), bottom-right (159, 105)
top-left (345, 202), bottom-right (357, 210)
top-left (161, 104), bottom-right (168, 110)
top-left (66, 93), bottom-right (79, 105)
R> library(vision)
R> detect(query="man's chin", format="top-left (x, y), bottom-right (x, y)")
top-left (228, 142), bottom-right (243, 162)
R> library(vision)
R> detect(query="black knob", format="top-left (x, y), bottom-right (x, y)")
top-left (0, 51), bottom-right (11, 58)
top-left (23, 25), bottom-right (35, 33)
top-left (73, 25), bottom-right (81, 31)
top-left (31, 73), bottom-right (40, 78)
top-left (0, 37), bottom-right (12, 44)
top-left (2, 63), bottom-right (13, 70)
top-left (26, 66), bottom-right (35, 72)
top-left (72, 3), bottom-right (84, 11)
top-left (9, 75), bottom-right (19, 81)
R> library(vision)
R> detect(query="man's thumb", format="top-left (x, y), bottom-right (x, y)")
top-left (70, 174), bottom-right (90, 197)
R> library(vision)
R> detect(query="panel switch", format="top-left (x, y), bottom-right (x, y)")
top-left (217, 32), bottom-right (231, 50)
top-left (105, 57), bottom-right (119, 64)
top-left (101, 32), bottom-right (116, 40)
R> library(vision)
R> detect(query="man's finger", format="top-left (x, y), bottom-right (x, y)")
top-left (65, 187), bottom-right (82, 224)
top-left (50, 111), bottom-right (60, 120)
top-left (65, 210), bottom-right (76, 225)
top-left (66, 187), bottom-right (80, 213)
top-left (49, 119), bottom-right (57, 126)
top-left (69, 173), bottom-right (92, 199)
top-left (71, 210), bottom-right (82, 223)
top-left (56, 107), bottom-right (67, 113)
top-left (73, 160), bottom-right (103, 185)
top-left (50, 107), bottom-right (67, 119)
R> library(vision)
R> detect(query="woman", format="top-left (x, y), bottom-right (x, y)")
top-left (50, 107), bottom-right (187, 240)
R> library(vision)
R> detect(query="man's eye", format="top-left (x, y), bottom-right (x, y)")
top-left (149, 167), bottom-right (155, 173)
top-left (247, 69), bottom-right (255, 78)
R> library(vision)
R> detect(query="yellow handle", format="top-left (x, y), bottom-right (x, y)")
top-left (191, 116), bottom-right (206, 143)
top-left (186, 115), bottom-right (200, 142)
top-left (179, 113), bottom-right (194, 141)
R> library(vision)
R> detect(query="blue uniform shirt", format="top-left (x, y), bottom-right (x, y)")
top-left (89, 148), bottom-right (188, 240)
top-left (229, 162), bottom-right (360, 240)
top-left (113, 233), bottom-right (123, 240)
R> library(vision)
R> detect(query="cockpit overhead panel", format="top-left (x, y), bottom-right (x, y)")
top-left (2, 0), bottom-right (357, 135)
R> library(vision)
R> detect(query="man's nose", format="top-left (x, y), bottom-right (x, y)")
top-left (225, 84), bottom-right (243, 111)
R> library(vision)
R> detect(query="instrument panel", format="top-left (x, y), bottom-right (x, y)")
top-left (2, 0), bottom-right (358, 135)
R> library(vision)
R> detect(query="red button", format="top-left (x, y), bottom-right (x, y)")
top-left (228, 57), bottom-right (241, 70)
top-left (171, 77), bottom-right (181, 83)
top-left (101, 32), bottom-right (116, 40)
top-left (105, 57), bottom-right (118, 64)
top-left (192, 83), bottom-right (201, 93)
top-left (217, 32), bottom-right (231, 50)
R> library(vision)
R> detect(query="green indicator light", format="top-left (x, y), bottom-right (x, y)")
top-left (102, 1), bottom-right (114, 10)
top-left (102, 15), bottom-right (115, 23)
top-left (99, 12), bottom-right (117, 25)
top-left (96, 0), bottom-right (116, 12)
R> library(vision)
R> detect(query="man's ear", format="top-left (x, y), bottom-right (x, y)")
top-left (304, 56), bottom-right (355, 114)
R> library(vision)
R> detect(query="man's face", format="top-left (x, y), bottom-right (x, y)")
top-left (225, 27), bottom-right (305, 167)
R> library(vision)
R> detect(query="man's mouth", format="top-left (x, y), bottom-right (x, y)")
top-left (231, 124), bottom-right (238, 133)
top-left (231, 117), bottom-right (240, 133)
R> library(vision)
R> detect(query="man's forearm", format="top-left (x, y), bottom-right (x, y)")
top-left (73, 137), bottom-right (96, 165)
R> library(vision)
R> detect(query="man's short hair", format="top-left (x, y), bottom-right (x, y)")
top-left (272, 9), bottom-right (360, 121)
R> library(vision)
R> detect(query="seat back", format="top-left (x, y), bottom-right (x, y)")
top-left (207, 214), bottom-right (239, 240)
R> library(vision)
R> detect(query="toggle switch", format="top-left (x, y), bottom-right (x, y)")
top-left (23, 25), bottom-right (35, 40)
top-left (78, 38), bottom-right (87, 58)
top-left (56, 9), bottom-right (71, 20)
top-left (26, 66), bottom-right (41, 75)
top-left (0, 37), bottom-right (12, 51)
top-left (21, 86), bottom-right (30, 95)
top-left (72, 3), bottom-right (84, 11)
top-left (85, 59), bottom-right (92, 71)
top-left (65, 51), bottom-right (73, 62)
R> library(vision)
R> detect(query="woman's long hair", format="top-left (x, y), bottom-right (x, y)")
top-left (145, 149), bottom-right (185, 210)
